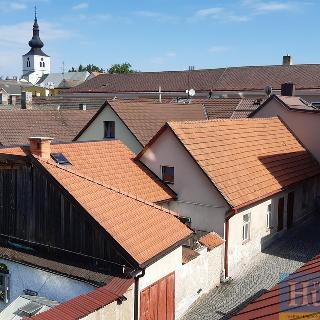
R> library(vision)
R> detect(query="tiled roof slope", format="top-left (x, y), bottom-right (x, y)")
top-left (110, 101), bottom-right (207, 145)
top-left (232, 254), bottom-right (320, 320)
top-left (199, 232), bottom-right (224, 250)
top-left (0, 141), bottom-right (175, 203)
top-left (38, 160), bottom-right (191, 265)
top-left (164, 118), bottom-right (320, 208)
top-left (69, 64), bottom-right (320, 94)
top-left (0, 109), bottom-right (97, 146)
top-left (28, 277), bottom-right (133, 320)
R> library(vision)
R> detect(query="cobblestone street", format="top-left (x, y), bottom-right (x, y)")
top-left (181, 214), bottom-right (320, 320)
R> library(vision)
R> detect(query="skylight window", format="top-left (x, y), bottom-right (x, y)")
top-left (51, 153), bottom-right (71, 165)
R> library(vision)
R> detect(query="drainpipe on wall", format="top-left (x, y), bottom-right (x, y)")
top-left (134, 268), bottom-right (145, 320)
top-left (224, 208), bottom-right (237, 279)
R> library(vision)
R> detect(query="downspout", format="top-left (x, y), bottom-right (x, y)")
top-left (134, 268), bottom-right (145, 320)
top-left (224, 208), bottom-right (237, 279)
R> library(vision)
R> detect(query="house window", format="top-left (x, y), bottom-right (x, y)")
top-left (104, 121), bottom-right (115, 139)
top-left (242, 213), bottom-right (251, 242)
top-left (162, 166), bottom-right (174, 184)
top-left (266, 204), bottom-right (272, 229)
top-left (0, 263), bottom-right (9, 303)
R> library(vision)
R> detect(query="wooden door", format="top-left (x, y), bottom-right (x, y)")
top-left (140, 273), bottom-right (175, 320)
top-left (277, 197), bottom-right (284, 231)
top-left (287, 192), bottom-right (295, 228)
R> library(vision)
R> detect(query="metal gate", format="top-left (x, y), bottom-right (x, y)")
top-left (140, 272), bottom-right (175, 320)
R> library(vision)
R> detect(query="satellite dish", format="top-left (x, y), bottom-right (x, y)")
top-left (265, 85), bottom-right (272, 96)
top-left (189, 89), bottom-right (196, 97)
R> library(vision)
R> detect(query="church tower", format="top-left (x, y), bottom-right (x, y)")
top-left (22, 8), bottom-right (50, 84)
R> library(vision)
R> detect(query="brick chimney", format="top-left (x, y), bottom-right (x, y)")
top-left (281, 82), bottom-right (295, 96)
top-left (283, 55), bottom-right (293, 66)
top-left (28, 137), bottom-right (53, 160)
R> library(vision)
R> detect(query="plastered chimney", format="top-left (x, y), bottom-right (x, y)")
top-left (28, 137), bottom-right (53, 160)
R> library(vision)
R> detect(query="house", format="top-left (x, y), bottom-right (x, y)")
top-left (137, 118), bottom-right (320, 277)
top-left (232, 254), bottom-right (320, 319)
top-left (68, 57), bottom-right (320, 102)
top-left (249, 92), bottom-right (320, 162)
top-left (0, 108), bottom-right (97, 146)
top-left (0, 138), bottom-right (211, 319)
top-left (75, 100), bottom-right (208, 154)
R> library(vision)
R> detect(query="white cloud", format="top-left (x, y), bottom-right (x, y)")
top-left (72, 2), bottom-right (88, 10)
top-left (243, 1), bottom-right (298, 14)
top-left (208, 46), bottom-right (229, 53)
top-left (195, 7), bottom-right (224, 17)
top-left (0, 1), bottom-right (27, 12)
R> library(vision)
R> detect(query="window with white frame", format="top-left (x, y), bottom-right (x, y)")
top-left (0, 263), bottom-right (9, 303)
top-left (242, 213), bottom-right (251, 242)
top-left (266, 203), bottom-right (272, 229)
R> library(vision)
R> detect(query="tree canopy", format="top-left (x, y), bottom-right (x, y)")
top-left (107, 62), bottom-right (136, 74)
top-left (69, 64), bottom-right (104, 73)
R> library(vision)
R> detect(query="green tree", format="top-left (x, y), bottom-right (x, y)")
top-left (68, 64), bottom-right (104, 73)
top-left (107, 62), bottom-right (135, 74)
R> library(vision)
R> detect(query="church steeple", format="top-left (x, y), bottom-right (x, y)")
top-left (28, 6), bottom-right (44, 50)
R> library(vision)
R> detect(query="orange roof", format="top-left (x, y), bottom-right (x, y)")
top-left (38, 160), bottom-right (191, 265)
top-left (141, 117), bottom-right (320, 209)
top-left (199, 232), bottom-right (224, 250)
top-left (0, 140), bottom-right (174, 203)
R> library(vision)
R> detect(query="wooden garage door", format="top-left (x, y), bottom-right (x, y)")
top-left (140, 272), bottom-right (175, 320)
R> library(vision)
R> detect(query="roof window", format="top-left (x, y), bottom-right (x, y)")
top-left (51, 153), bottom-right (71, 165)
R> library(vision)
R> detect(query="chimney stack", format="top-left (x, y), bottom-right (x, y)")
top-left (21, 91), bottom-right (33, 109)
top-left (28, 137), bottom-right (53, 160)
top-left (79, 103), bottom-right (86, 110)
top-left (281, 82), bottom-right (295, 96)
top-left (283, 55), bottom-right (293, 66)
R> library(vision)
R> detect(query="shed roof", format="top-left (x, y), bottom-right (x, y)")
top-left (138, 117), bottom-right (320, 209)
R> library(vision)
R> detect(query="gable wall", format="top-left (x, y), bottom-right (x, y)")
top-left (76, 107), bottom-right (143, 154)
top-left (140, 129), bottom-right (229, 236)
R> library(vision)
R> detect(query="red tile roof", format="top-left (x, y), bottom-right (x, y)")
top-left (138, 118), bottom-right (320, 209)
top-left (199, 232), bottom-right (224, 250)
top-left (28, 277), bottom-right (133, 320)
top-left (68, 64), bottom-right (320, 94)
top-left (232, 255), bottom-right (320, 320)
top-left (0, 140), bottom-right (175, 203)
top-left (0, 109), bottom-right (97, 146)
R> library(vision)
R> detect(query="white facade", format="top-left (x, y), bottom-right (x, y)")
top-left (0, 258), bottom-right (96, 311)
top-left (252, 98), bottom-right (320, 162)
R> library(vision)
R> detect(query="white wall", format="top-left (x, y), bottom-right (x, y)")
top-left (227, 176), bottom-right (320, 277)
top-left (0, 259), bottom-right (96, 311)
top-left (23, 54), bottom-right (50, 76)
top-left (140, 128), bottom-right (229, 236)
top-left (77, 107), bottom-right (143, 155)
top-left (253, 99), bottom-right (320, 162)
top-left (176, 245), bottom-right (223, 319)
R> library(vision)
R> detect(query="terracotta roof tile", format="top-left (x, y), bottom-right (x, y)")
top-left (109, 101), bottom-right (207, 145)
top-left (0, 109), bottom-right (97, 146)
top-left (0, 140), bottom-right (174, 203)
top-left (28, 277), bottom-right (133, 320)
top-left (199, 232), bottom-right (224, 250)
top-left (68, 64), bottom-right (320, 94)
top-left (164, 118), bottom-right (320, 208)
top-left (182, 246), bottom-right (200, 264)
top-left (37, 160), bottom-right (191, 265)
top-left (232, 255), bottom-right (320, 320)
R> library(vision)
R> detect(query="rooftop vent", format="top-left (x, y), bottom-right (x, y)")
top-left (51, 153), bottom-right (71, 165)
top-left (283, 55), bottom-right (293, 66)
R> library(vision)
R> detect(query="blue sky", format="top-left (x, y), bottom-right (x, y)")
top-left (0, 0), bottom-right (317, 76)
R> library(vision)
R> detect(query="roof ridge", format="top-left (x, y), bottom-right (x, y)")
top-left (37, 158), bottom-right (177, 216)
top-left (168, 117), bottom-right (279, 125)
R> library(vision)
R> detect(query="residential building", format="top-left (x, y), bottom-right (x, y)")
top-left (250, 92), bottom-right (320, 162)
top-left (68, 58), bottom-right (320, 102)
top-left (0, 138), bottom-right (201, 319)
top-left (137, 118), bottom-right (320, 277)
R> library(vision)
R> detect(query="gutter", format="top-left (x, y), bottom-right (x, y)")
top-left (133, 268), bottom-right (145, 320)
top-left (224, 208), bottom-right (237, 278)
